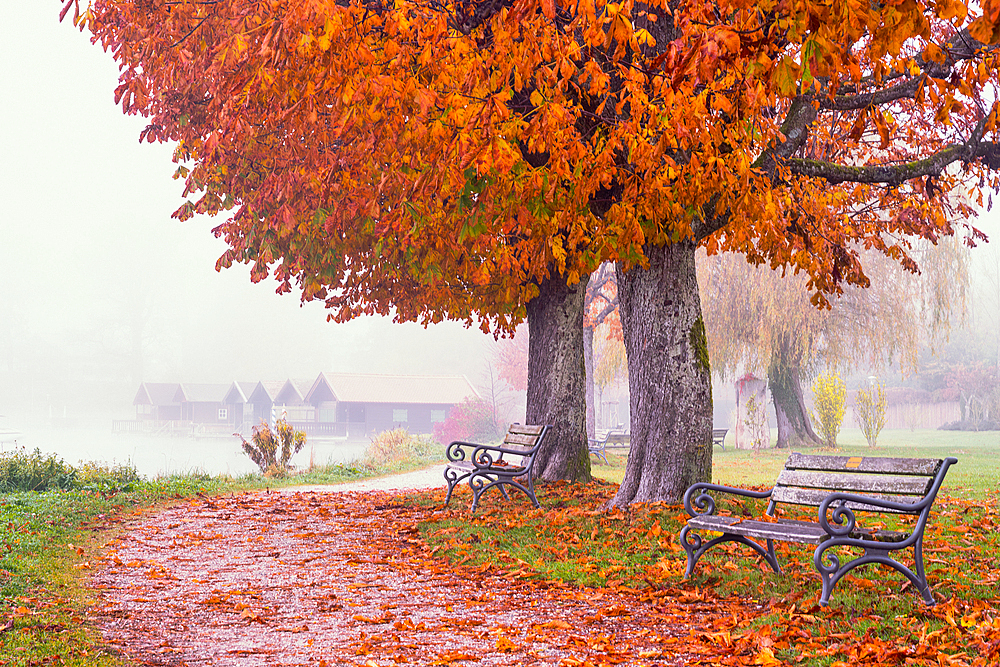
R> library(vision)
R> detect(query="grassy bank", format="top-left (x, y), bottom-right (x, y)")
top-left (0, 432), bottom-right (436, 667)
top-left (0, 476), bottom-right (250, 666)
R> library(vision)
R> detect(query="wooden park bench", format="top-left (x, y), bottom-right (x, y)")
top-left (679, 453), bottom-right (958, 606)
top-left (443, 424), bottom-right (550, 513)
top-left (712, 428), bottom-right (728, 450)
top-left (588, 425), bottom-right (626, 464)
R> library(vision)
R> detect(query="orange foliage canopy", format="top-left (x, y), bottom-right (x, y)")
top-left (67, 0), bottom-right (1000, 332)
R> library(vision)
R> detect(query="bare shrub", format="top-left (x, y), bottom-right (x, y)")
top-left (237, 420), bottom-right (306, 476)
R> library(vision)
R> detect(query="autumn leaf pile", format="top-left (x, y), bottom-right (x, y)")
top-left (53, 480), bottom-right (995, 666)
top-left (421, 482), bottom-right (1000, 666)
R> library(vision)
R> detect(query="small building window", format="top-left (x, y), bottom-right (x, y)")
top-left (392, 409), bottom-right (408, 423)
top-left (218, 408), bottom-right (228, 420)
top-left (431, 410), bottom-right (446, 423)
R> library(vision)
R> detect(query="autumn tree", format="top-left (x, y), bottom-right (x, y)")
top-left (699, 237), bottom-right (970, 449)
top-left (72, 0), bottom-right (1000, 505)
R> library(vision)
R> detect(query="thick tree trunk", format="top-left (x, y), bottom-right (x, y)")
top-left (584, 325), bottom-right (596, 439)
top-left (610, 241), bottom-right (712, 506)
top-left (768, 358), bottom-right (822, 449)
top-left (526, 275), bottom-right (592, 482)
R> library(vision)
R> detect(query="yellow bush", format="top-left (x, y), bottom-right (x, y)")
top-left (811, 372), bottom-right (846, 448)
top-left (854, 382), bottom-right (888, 448)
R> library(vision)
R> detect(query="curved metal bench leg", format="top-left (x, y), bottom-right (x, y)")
top-left (814, 542), bottom-right (936, 607)
top-left (467, 470), bottom-right (540, 513)
top-left (444, 467), bottom-right (470, 506)
top-left (913, 538), bottom-right (932, 602)
top-left (525, 473), bottom-right (540, 508)
top-left (680, 527), bottom-right (782, 578)
top-left (470, 474), bottom-right (493, 514)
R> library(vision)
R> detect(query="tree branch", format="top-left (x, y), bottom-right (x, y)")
top-left (817, 28), bottom-right (991, 111)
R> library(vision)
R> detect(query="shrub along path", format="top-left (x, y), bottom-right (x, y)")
top-left (90, 488), bottom-right (721, 666)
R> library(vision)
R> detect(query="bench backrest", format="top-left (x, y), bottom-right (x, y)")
top-left (502, 424), bottom-right (548, 456)
top-left (771, 453), bottom-right (946, 514)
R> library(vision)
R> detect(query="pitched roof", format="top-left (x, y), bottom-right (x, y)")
top-left (248, 381), bottom-right (286, 403)
top-left (307, 373), bottom-right (478, 405)
top-left (174, 383), bottom-right (230, 403)
top-left (223, 382), bottom-right (257, 404)
top-left (274, 379), bottom-right (311, 405)
top-left (134, 383), bottom-right (181, 406)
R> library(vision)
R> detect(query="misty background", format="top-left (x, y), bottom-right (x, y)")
top-left (0, 4), bottom-right (511, 474)
top-left (1, 4), bottom-right (998, 474)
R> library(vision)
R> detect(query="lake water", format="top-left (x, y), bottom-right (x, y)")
top-left (0, 425), bottom-right (371, 478)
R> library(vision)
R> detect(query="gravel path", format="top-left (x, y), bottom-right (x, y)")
top-left (90, 488), bottom-right (700, 666)
top-left (278, 464), bottom-right (447, 495)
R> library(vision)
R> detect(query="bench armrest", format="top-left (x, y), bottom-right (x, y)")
top-left (469, 444), bottom-right (538, 469)
top-left (446, 440), bottom-right (540, 467)
top-left (683, 482), bottom-right (773, 517)
top-left (445, 440), bottom-right (479, 461)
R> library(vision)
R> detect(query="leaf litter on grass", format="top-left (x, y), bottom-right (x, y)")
top-left (89, 488), bottom-right (720, 666)
top-left (87, 481), bottom-right (1000, 667)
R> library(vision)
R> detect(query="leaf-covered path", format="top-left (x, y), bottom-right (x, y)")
top-left (91, 490), bottom-right (708, 666)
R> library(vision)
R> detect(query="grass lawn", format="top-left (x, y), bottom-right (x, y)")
top-left (594, 427), bottom-right (1000, 495)
top-left (0, 445), bottom-right (426, 667)
top-left (422, 428), bottom-right (1000, 666)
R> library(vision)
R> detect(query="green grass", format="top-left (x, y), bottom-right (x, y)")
top-left (592, 427), bottom-right (1000, 495)
top-left (422, 428), bottom-right (1000, 666)
top-left (0, 438), bottom-right (435, 667)
top-left (0, 474), bottom-right (256, 666)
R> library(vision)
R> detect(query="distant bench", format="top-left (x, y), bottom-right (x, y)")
top-left (680, 453), bottom-right (957, 606)
top-left (712, 428), bottom-right (728, 450)
top-left (588, 426), bottom-right (627, 464)
top-left (443, 424), bottom-right (550, 513)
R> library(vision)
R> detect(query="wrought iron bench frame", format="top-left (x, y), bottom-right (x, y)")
top-left (679, 453), bottom-right (958, 606)
top-left (443, 424), bottom-right (550, 513)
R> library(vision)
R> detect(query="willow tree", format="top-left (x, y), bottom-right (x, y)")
top-left (584, 263), bottom-right (619, 437)
top-left (71, 0), bottom-right (1000, 505)
top-left (699, 237), bottom-right (970, 449)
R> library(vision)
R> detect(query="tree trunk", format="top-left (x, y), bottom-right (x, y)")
top-left (526, 275), bottom-right (592, 482)
top-left (584, 325), bottom-right (596, 439)
top-left (768, 357), bottom-right (822, 449)
top-left (610, 241), bottom-right (712, 506)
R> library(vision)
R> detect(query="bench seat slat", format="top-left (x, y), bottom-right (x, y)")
top-left (447, 460), bottom-right (527, 476)
top-left (504, 433), bottom-right (542, 447)
top-left (687, 515), bottom-right (827, 544)
top-left (507, 424), bottom-right (545, 436)
top-left (686, 516), bottom-right (911, 544)
top-left (775, 469), bottom-right (932, 495)
top-left (785, 453), bottom-right (941, 476)
top-left (771, 486), bottom-right (923, 513)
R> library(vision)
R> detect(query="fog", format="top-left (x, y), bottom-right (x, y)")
top-left (2, 6), bottom-right (999, 475)
top-left (0, 5), bottom-right (501, 474)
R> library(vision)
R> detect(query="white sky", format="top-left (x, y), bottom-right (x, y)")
top-left (2, 3), bottom-right (997, 421)
top-left (0, 3), bottom-right (498, 418)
